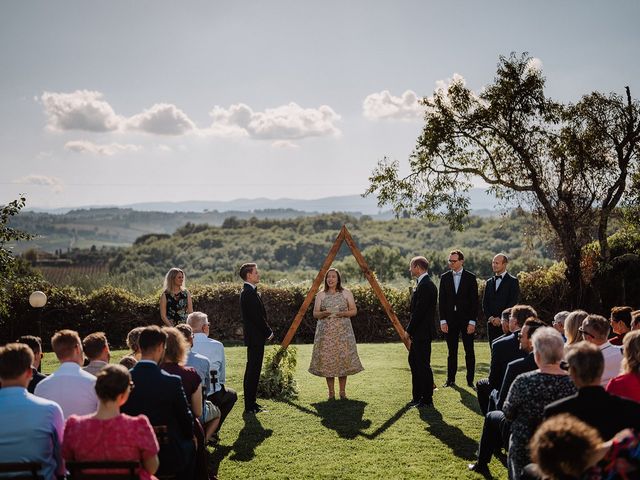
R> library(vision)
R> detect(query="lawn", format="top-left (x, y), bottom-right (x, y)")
top-left (43, 341), bottom-right (507, 479)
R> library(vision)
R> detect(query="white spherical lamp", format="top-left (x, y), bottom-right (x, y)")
top-left (29, 291), bottom-right (47, 308)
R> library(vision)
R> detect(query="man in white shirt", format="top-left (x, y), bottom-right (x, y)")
top-left (187, 311), bottom-right (237, 432)
top-left (34, 329), bottom-right (98, 419)
top-left (82, 332), bottom-right (110, 376)
top-left (580, 314), bottom-right (623, 387)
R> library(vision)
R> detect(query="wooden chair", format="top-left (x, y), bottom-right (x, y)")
top-left (66, 460), bottom-right (139, 480)
top-left (152, 425), bottom-right (176, 480)
top-left (0, 462), bottom-right (42, 479)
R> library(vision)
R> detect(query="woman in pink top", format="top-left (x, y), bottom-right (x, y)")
top-left (606, 330), bottom-right (640, 402)
top-left (63, 364), bottom-right (159, 480)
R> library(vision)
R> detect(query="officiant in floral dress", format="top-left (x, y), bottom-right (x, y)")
top-left (309, 268), bottom-right (364, 400)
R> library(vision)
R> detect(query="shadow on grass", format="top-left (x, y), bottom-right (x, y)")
top-left (418, 406), bottom-right (478, 461)
top-left (208, 413), bottom-right (273, 474)
top-left (452, 384), bottom-right (482, 416)
top-left (281, 399), bottom-right (411, 440)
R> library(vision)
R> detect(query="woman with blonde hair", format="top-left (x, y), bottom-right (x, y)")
top-left (159, 268), bottom-right (193, 326)
top-left (563, 309), bottom-right (588, 345)
top-left (309, 267), bottom-right (363, 400)
top-left (606, 329), bottom-right (640, 402)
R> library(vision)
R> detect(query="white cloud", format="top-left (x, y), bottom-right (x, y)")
top-left (64, 140), bottom-right (141, 156)
top-left (127, 103), bottom-right (196, 135)
top-left (40, 90), bottom-right (122, 132)
top-left (362, 90), bottom-right (424, 121)
top-left (14, 175), bottom-right (64, 193)
top-left (271, 140), bottom-right (299, 149)
top-left (209, 102), bottom-right (341, 140)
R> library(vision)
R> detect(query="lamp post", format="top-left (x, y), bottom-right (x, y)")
top-left (29, 290), bottom-right (47, 339)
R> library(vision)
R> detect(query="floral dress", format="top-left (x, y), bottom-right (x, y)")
top-left (164, 290), bottom-right (189, 325)
top-left (583, 430), bottom-right (640, 479)
top-left (308, 291), bottom-right (364, 378)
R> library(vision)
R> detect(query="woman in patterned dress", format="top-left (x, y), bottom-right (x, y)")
top-left (159, 267), bottom-right (193, 326)
top-left (309, 268), bottom-right (364, 399)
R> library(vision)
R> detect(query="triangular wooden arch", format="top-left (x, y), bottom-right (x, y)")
top-left (281, 225), bottom-right (410, 350)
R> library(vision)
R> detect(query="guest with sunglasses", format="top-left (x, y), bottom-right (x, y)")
top-left (579, 315), bottom-right (623, 387)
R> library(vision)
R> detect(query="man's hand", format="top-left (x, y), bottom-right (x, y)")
top-left (490, 316), bottom-right (501, 327)
top-left (441, 323), bottom-right (448, 334)
top-left (467, 324), bottom-right (476, 335)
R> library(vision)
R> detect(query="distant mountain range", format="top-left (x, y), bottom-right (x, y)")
top-left (27, 188), bottom-right (508, 215)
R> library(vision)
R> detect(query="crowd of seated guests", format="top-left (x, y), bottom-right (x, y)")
top-left (0, 321), bottom-right (232, 480)
top-left (469, 303), bottom-right (640, 480)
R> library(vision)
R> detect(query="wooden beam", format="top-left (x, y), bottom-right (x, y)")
top-left (280, 227), bottom-right (347, 349)
top-left (342, 227), bottom-right (410, 350)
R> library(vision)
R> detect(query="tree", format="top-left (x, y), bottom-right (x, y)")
top-left (366, 53), bottom-right (640, 307)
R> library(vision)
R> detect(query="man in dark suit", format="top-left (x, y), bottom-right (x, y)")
top-left (405, 256), bottom-right (438, 408)
top-left (482, 253), bottom-right (520, 344)
top-left (476, 304), bottom-right (536, 415)
top-left (544, 341), bottom-right (640, 440)
top-left (439, 249), bottom-right (479, 388)
top-left (488, 318), bottom-right (545, 411)
top-left (16, 335), bottom-right (46, 393)
top-left (122, 326), bottom-right (195, 479)
top-left (239, 262), bottom-right (274, 414)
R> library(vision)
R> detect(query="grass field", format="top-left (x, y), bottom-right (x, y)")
top-left (43, 341), bottom-right (508, 479)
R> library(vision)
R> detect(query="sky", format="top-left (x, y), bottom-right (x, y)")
top-left (1, 0), bottom-right (639, 209)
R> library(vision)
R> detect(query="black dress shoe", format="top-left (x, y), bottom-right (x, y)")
top-left (468, 463), bottom-right (489, 474)
top-left (408, 399), bottom-right (422, 407)
top-left (418, 399), bottom-right (433, 408)
top-left (443, 381), bottom-right (456, 387)
top-left (467, 382), bottom-right (477, 391)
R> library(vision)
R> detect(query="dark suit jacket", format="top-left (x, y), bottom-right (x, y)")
top-left (407, 275), bottom-right (438, 341)
top-left (438, 269), bottom-right (479, 327)
top-left (482, 272), bottom-right (520, 319)
top-left (488, 332), bottom-right (527, 390)
top-left (544, 386), bottom-right (640, 440)
top-left (493, 352), bottom-right (537, 410)
top-left (28, 367), bottom-right (46, 394)
top-left (240, 283), bottom-right (273, 346)
top-left (122, 362), bottom-right (194, 474)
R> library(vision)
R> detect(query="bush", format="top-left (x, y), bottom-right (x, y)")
top-left (257, 346), bottom-right (299, 400)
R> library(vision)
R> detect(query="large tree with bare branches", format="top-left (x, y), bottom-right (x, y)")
top-left (366, 53), bottom-right (640, 307)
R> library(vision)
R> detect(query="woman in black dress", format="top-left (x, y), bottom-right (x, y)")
top-left (159, 267), bottom-right (193, 326)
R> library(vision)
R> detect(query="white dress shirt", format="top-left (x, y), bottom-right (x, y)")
top-left (34, 362), bottom-right (98, 419)
top-left (192, 333), bottom-right (226, 394)
top-left (599, 342), bottom-right (623, 387)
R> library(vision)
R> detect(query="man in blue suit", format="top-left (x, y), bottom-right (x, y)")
top-left (239, 263), bottom-right (273, 414)
top-left (122, 326), bottom-right (195, 479)
top-left (482, 253), bottom-right (520, 344)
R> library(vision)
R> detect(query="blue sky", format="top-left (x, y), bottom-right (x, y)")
top-left (1, 0), bottom-right (638, 208)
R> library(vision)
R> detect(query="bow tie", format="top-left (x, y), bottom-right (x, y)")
top-left (494, 275), bottom-right (503, 281)
top-left (453, 271), bottom-right (462, 277)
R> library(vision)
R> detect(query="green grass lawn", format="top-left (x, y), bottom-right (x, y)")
top-left (43, 342), bottom-right (508, 479)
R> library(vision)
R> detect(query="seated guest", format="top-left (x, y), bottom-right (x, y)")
top-left (161, 327), bottom-right (220, 442)
top-left (120, 327), bottom-right (144, 369)
top-left (631, 310), bottom-right (640, 331)
top-left (63, 365), bottom-right (159, 480)
top-left (609, 306), bottom-right (633, 346)
top-left (551, 311), bottom-right (569, 341)
top-left (35, 329), bottom-right (98, 419)
top-left (580, 314), bottom-right (623, 387)
top-left (468, 319), bottom-right (547, 474)
top-left (503, 327), bottom-right (576, 480)
top-left (82, 332), bottom-right (110, 375)
top-left (476, 304), bottom-right (537, 416)
top-left (546, 341), bottom-right (640, 439)
top-left (490, 318), bottom-right (545, 411)
top-left (607, 330), bottom-right (640, 402)
top-left (563, 309), bottom-right (588, 346)
top-left (188, 311), bottom-right (237, 433)
top-left (16, 335), bottom-right (46, 393)
top-left (121, 326), bottom-right (195, 479)
top-left (0, 343), bottom-right (64, 480)
top-left (176, 324), bottom-right (212, 397)
top-left (531, 414), bottom-right (640, 480)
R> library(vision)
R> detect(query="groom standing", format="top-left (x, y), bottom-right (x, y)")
top-left (405, 256), bottom-right (438, 408)
top-left (239, 263), bottom-right (273, 414)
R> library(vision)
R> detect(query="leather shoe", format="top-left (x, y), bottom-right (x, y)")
top-left (418, 399), bottom-right (433, 408)
top-left (468, 463), bottom-right (489, 474)
top-left (443, 381), bottom-right (456, 387)
top-left (467, 382), bottom-right (477, 391)
top-left (408, 399), bottom-right (422, 407)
